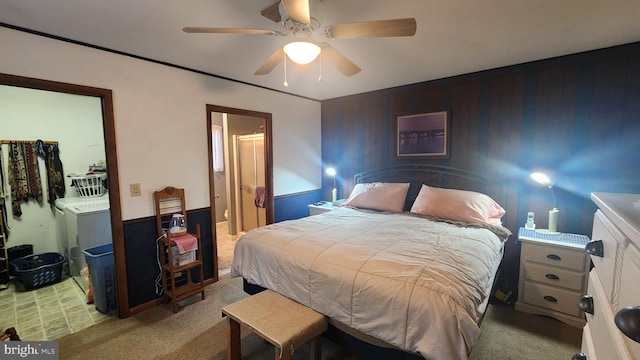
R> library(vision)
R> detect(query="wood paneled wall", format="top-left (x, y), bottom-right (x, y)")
top-left (321, 42), bottom-right (640, 244)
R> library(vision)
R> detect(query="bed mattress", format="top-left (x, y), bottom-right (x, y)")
top-left (231, 206), bottom-right (509, 360)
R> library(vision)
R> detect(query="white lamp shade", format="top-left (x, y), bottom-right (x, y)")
top-left (283, 41), bottom-right (321, 65)
top-left (530, 172), bottom-right (553, 187)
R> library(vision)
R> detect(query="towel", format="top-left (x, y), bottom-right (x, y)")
top-left (172, 233), bottom-right (198, 254)
top-left (255, 186), bottom-right (266, 208)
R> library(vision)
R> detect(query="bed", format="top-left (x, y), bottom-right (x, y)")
top-left (231, 165), bottom-right (512, 360)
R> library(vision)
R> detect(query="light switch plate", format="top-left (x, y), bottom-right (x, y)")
top-left (130, 183), bottom-right (141, 197)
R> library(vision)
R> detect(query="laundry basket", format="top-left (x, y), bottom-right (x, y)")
top-left (71, 173), bottom-right (107, 197)
top-left (10, 252), bottom-right (67, 290)
top-left (82, 243), bottom-right (116, 313)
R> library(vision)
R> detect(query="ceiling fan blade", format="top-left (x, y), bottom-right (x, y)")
top-left (322, 46), bottom-right (361, 77)
top-left (324, 18), bottom-right (417, 39)
top-left (261, 1), bottom-right (282, 23)
top-left (183, 27), bottom-right (284, 36)
top-left (282, 0), bottom-right (310, 25)
top-left (255, 48), bottom-right (285, 75)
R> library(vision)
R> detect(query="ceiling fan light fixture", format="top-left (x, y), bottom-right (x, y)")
top-left (283, 41), bottom-right (321, 65)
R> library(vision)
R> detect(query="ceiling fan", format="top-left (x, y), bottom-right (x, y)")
top-left (183, 0), bottom-right (417, 78)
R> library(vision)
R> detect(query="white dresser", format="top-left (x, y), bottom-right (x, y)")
top-left (577, 192), bottom-right (640, 360)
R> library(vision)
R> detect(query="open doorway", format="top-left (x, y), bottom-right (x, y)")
top-left (206, 105), bottom-right (273, 278)
top-left (0, 73), bottom-right (127, 324)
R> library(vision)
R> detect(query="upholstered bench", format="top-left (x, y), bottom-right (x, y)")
top-left (222, 289), bottom-right (328, 360)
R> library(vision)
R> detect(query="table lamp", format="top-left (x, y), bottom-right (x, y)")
top-left (530, 172), bottom-right (560, 234)
top-left (326, 167), bottom-right (337, 202)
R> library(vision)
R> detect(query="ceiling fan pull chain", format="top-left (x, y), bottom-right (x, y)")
top-left (283, 52), bottom-right (288, 87)
top-left (318, 51), bottom-right (323, 82)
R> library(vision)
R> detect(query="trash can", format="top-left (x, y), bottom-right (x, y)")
top-left (82, 243), bottom-right (116, 313)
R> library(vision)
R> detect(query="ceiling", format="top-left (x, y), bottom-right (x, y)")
top-left (2, 0), bottom-right (640, 101)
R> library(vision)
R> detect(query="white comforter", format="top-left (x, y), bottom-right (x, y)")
top-left (231, 207), bottom-right (508, 360)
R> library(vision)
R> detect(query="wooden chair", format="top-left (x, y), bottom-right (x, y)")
top-left (153, 186), bottom-right (205, 312)
top-left (154, 186), bottom-right (187, 237)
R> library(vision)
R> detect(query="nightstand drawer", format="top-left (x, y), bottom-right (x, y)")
top-left (522, 242), bottom-right (586, 271)
top-left (522, 281), bottom-right (582, 317)
top-left (522, 261), bottom-right (586, 291)
top-left (309, 206), bottom-right (332, 216)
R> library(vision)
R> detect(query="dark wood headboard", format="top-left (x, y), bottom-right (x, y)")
top-left (353, 164), bottom-right (508, 213)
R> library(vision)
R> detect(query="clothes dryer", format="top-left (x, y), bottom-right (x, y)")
top-left (54, 196), bottom-right (105, 274)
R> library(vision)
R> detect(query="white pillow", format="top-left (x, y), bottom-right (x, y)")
top-left (410, 184), bottom-right (506, 226)
top-left (342, 182), bottom-right (410, 212)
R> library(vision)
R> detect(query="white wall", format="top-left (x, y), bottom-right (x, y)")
top-left (0, 86), bottom-right (106, 252)
top-left (0, 27), bottom-right (322, 221)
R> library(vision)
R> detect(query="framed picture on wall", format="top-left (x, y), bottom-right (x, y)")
top-left (396, 111), bottom-right (449, 158)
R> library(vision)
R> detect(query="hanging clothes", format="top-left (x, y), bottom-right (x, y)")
top-left (0, 146), bottom-right (8, 237)
top-left (8, 142), bottom-right (43, 217)
top-left (35, 140), bottom-right (65, 208)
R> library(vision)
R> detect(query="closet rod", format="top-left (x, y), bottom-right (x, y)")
top-left (0, 140), bottom-right (58, 145)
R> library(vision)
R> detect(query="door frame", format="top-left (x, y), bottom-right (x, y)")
top-left (206, 105), bottom-right (274, 281)
top-left (0, 72), bottom-right (129, 317)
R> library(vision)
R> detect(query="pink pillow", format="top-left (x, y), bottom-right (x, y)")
top-left (342, 182), bottom-right (410, 212)
top-left (410, 185), bottom-right (505, 226)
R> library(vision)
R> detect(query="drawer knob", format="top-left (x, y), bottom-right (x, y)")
top-left (578, 295), bottom-right (594, 315)
top-left (572, 353), bottom-right (587, 360)
top-left (615, 306), bottom-right (640, 343)
top-left (545, 273), bottom-right (560, 280)
top-left (585, 240), bottom-right (604, 257)
top-left (546, 254), bottom-right (561, 261)
top-left (543, 295), bottom-right (558, 303)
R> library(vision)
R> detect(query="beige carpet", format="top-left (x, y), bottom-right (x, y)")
top-left (58, 275), bottom-right (581, 360)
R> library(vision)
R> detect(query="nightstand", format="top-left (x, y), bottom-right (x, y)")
top-left (515, 227), bottom-right (590, 327)
top-left (308, 201), bottom-right (342, 216)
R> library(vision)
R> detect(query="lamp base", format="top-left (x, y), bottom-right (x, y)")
top-left (535, 229), bottom-right (561, 235)
top-left (548, 207), bottom-right (559, 233)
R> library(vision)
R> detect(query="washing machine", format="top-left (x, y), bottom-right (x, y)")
top-left (55, 195), bottom-right (111, 293)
